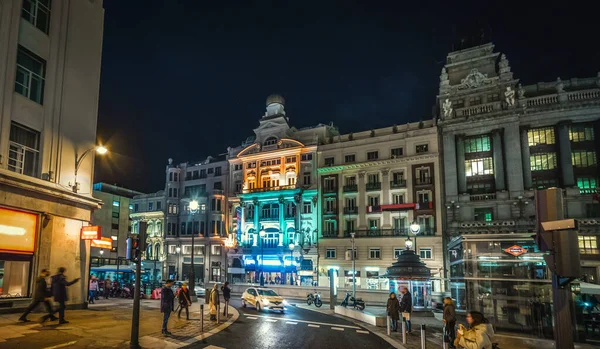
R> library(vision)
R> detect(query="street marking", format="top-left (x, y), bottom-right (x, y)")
top-left (308, 324), bottom-right (320, 328)
top-left (356, 330), bottom-right (369, 334)
top-left (43, 341), bottom-right (78, 349)
top-left (266, 319), bottom-right (277, 322)
top-left (247, 314), bottom-right (361, 329)
top-left (246, 317), bottom-right (258, 320)
top-left (331, 327), bottom-right (344, 331)
top-left (286, 322), bottom-right (298, 325)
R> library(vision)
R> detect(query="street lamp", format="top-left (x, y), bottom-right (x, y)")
top-left (350, 232), bottom-right (356, 299)
top-left (72, 145), bottom-right (108, 193)
top-left (189, 200), bottom-right (199, 299)
top-left (288, 243), bottom-right (295, 286)
top-left (175, 246), bottom-right (181, 280)
top-left (259, 227), bottom-right (266, 286)
top-left (409, 220), bottom-right (421, 253)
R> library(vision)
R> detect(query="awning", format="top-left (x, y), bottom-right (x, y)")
top-left (91, 265), bottom-right (140, 273)
top-left (577, 282), bottom-right (600, 295)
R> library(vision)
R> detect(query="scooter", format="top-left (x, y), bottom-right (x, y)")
top-left (340, 292), bottom-right (365, 310)
top-left (306, 290), bottom-right (323, 308)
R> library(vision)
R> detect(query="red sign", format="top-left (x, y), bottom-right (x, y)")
top-left (81, 226), bottom-right (101, 240)
top-left (504, 245), bottom-right (527, 257)
top-left (91, 236), bottom-right (112, 249)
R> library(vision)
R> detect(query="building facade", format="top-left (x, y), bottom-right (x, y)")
top-left (438, 42), bottom-right (600, 334)
top-left (0, 0), bottom-right (104, 310)
top-left (316, 121), bottom-right (444, 306)
top-left (226, 95), bottom-right (327, 286)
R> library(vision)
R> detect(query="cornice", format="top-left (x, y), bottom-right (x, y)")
top-left (317, 153), bottom-right (439, 174)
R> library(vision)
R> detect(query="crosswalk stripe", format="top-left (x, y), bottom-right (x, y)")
top-left (286, 322), bottom-right (298, 325)
top-left (266, 319), bottom-right (277, 322)
top-left (246, 314), bottom-right (361, 329)
top-left (356, 330), bottom-right (369, 334)
top-left (331, 327), bottom-right (344, 331)
top-left (246, 317), bottom-right (258, 320)
top-left (308, 324), bottom-right (320, 328)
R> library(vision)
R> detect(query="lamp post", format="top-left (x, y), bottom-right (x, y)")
top-left (350, 232), bottom-right (356, 299)
top-left (259, 227), bottom-right (266, 286)
top-left (189, 200), bottom-right (199, 299)
top-left (409, 220), bottom-right (421, 254)
top-left (405, 236), bottom-right (413, 250)
top-left (288, 243), bottom-right (295, 285)
top-left (99, 249), bottom-right (104, 265)
top-left (175, 246), bottom-right (181, 280)
top-left (72, 145), bottom-right (108, 193)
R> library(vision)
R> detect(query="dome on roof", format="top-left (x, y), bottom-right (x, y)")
top-left (266, 94), bottom-right (285, 106)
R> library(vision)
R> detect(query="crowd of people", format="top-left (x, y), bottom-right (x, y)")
top-left (387, 289), bottom-right (495, 349)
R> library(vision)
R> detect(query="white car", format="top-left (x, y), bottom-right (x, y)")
top-left (241, 287), bottom-right (287, 313)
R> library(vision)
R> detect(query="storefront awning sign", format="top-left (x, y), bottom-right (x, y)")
top-left (504, 245), bottom-right (527, 257)
top-left (0, 207), bottom-right (37, 254)
top-left (81, 226), bottom-right (102, 240)
top-left (91, 237), bottom-right (113, 249)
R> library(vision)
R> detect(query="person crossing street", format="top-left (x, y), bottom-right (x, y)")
top-left (19, 269), bottom-right (56, 323)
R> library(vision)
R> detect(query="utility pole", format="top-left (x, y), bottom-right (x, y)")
top-left (130, 221), bottom-right (147, 349)
top-left (351, 232), bottom-right (356, 299)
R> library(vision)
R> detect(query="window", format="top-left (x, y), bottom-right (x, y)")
top-left (393, 194), bottom-right (404, 204)
top-left (325, 199), bottom-right (336, 212)
top-left (168, 188), bottom-right (173, 197)
top-left (394, 248), bottom-right (403, 259)
top-left (235, 181), bottom-right (242, 193)
top-left (368, 196), bottom-right (379, 207)
top-left (579, 236), bottom-right (599, 255)
top-left (246, 162), bottom-right (256, 169)
top-left (345, 219), bottom-right (356, 233)
top-left (129, 204), bottom-right (133, 210)
top-left (134, 204), bottom-right (139, 212)
top-left (530, 153), bottom-right (557, 171)
top-left (15, 47), bottom-right (46, 104)
top-left (215, 167), bottom-right (222, 176)
top-left (324, 177), bottom-right (336, 191)
top-left (111, 223), bottom-right (119, 230)
top-left (302, 201), bottom-right (312, 214)
top-left (286, 156), bottom-right (296, 163)
top-left (324, 157), bottom-right (335, 166)
top-left (392, 172), bottom-right (404, 182)
top-left (148, 202), bottom-right (153, 211)
top-left (487, 93), bottom-right (500, 102)
top-left (464, 135), bottom-right (491, 153)
top-left (344, 154), bottom-right (356, 163)
top-left (214, 182), bottom-right (223, 190)
top-left (417, 191), bottom-right (430, 204)
top-left (193, 170), bottom-right (199, 179)
top-left (368, 219), bottom-right (379, 230)
top-left (200, 169), bottom-right (207, 178)
top-left (173, 188), bottom-right (178, 197)
top-left (345, 197), bottom-right (356, 209)
top-left (474, 208), bottom-right (493, 222)
top-left (572, 151), bottom-right (597, 168)
top-left (22, 0), bottom-right (51, 33)
top-left (578, 177), bottom-right (597, 192)
top-left (112, 211), bottom-right (119, 218)
top-left (416, 144), bottom-right (429, 153)
top-left (368, 173), bottom-right (379, 184)
top-left (112, 200), bottom-right (120, 207)
top-left (469, 96), bottom-right (482, 106)
top-left (531, 178), bottom-right (558, 189)
top-left (260, 159), bottom-right (281, 166)
top-left (393, 217), bottom-right (406, 232)
top-left (465, 158), bottom-right (494, 176)
top-left (8, 122), bottom-right (40, 176)
top-left (184, 184), bottom-right (206, 197)
top-left (528, 127), bottom-right (555, 146)
top-left (454, 99), bottom-right (465, 108)
top-left (211, 245), bottom-right (222, 256)
top-left (324, 220), bottom-right (336, 233)
top-left (587, 204), bottom-right (600, 218)
top-left (207, 168), bottom-right (214, 174)
top-left (419, 248), bottom-right (433, 259)
top-left (174, 173), bottom-right (179, 181)
top-left (347, 248), bottom-right (358, 260)
top-left (391, 148), bottom-right (403, 157)
top-left (234, 164), bottom-right (243, 171)
top-left (264, 137), bottom-right (278, 146)
top-left (301, 153), bottom-right (313, 161)
top-left (345, 176), bottom-right (357, 186)
top-left (369, 248), bottom-right (381, 259)
top-left (570, 125), bottom-right (595, 142)
top-left (326, 248), bottom-right (336, 259)
top-left (303, 172), bottom-right (311, 186)
top-left (367, 151), bottom-right (379, 161)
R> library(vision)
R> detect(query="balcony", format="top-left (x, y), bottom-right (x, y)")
top-left (243, 184), bottom-right (296, 194)
top-left (390, 180), bottom-right (407, 189)
top-left (343, 229), bottom-right (410, 238)
top-left (415, 177), bottom-right (432, 185)
top-left (323, 209), bottom-right (337, 215)
top-left (322, 231), bottom-right (338, 238)
top-left (469, 193), bottom-right (497, 201)
top-left (343, 184), bottom-right (358, 193)
top-left (259, 215), bottom-right (278, 222)
top-left (343, 207), bottom-right (358, 214)
top-left (323, 186), bottom-right (338, 194)
top-left (416, 201), bottom-right (434, 210)
top-left (212, 189), bottom-right (224, 195)
top-left (366, 182), bottom-right (381, 191)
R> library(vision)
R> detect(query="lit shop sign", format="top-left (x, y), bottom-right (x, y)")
top-left (0, 207), bottom-right (37, 254)
top-left (91, 237), bottom-right (113, 249)
top-left (504, 245), bottom-right (527, 257)
top-left (81, 226), bottom-right (102, 240)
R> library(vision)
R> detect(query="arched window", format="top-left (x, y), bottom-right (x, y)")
top-left (157, 222), bottom-right (163, 236)
top-left (146, 244), bottom-right (152, 259)
top-left (264, 137), bottom-right (277, 146)
top-left (155, 244), bottom-right (160, 260)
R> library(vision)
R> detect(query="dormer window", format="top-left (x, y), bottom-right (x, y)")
top-left (264, 137), bottom-right (278, 146)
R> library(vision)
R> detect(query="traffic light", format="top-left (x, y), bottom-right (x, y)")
top-left (126, 235), bottom-right (141, 263)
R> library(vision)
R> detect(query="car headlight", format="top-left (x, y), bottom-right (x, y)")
top-left (283, 300), bottom-right (289, 305)
top-left (262, 298), bottom-right (270, 305)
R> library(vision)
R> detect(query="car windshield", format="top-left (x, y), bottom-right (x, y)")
top-left (257, 289), bottom-right (278, 297)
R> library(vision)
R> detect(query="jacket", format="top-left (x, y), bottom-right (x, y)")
top-left (399, 292), bottom-right (412, 313)
top-left (161, 286), bottom-right (175, 313)
top-left (177, 287), bottom-right (191, 306)
top-left (210, 288), bottom-right (220, 306)
top-left (455, 323), bottom-right (495, 349)
top-left (443, 303), bottom-right (456, 323)
top-left (33, 276), bottom-right (50, 301)
top-left (222, 286), bottom-right (231, 300)
top-left (51, 274), bottom-right (78, 302)
top-left (386, 297), bottom-right (401, 320)
top-left (89, 280), bottom-right (98, 291)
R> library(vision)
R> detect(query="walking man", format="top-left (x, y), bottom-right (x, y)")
top-left (51, 267), bottom-right (80, 324)
top-left (221, 282), bottom-right (231, 316)
top-left (19, 269), bottom-right (56, 323)
top-left (104, 278), bottom-right (111, 299)
top-left (399, 286), bottom-right (413, 333)
top-left (161, 280), bottom-right (175, 335)
top-left (443, 297), bottom-right (457, 348)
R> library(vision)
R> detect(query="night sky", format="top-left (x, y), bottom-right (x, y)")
top-left (94, 0), bottom-right (599, 194)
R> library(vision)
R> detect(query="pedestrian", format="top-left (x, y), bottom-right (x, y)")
top-left (386, 292), bottom-right (401, 331)
top-left (399, 286), bottom-right (413, 333)
top-left (454, 311), bottom-right (495, 349)
top-left (88, 276), bottom-right (98, 304)
top-left (161, 280), bottom-right (175, 335)
top-left (176, 283), bottom-right (191, 320)
top-left (221, 282), bottom-right (231, 316)
top-left (19, 269), bottom-right (57, 323)
top-left (104, 278), bottom-right (111, 299)
top-left (209, 284), bottom-right (220, 321)
top-left (51, 267), bottom-right (80, 324)
top-left (443, 297), bottom-right (457, 348)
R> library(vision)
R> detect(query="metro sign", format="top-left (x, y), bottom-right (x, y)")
top-left (504, 245), bottom-right (527, 257)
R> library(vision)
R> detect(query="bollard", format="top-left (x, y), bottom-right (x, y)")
top-left (401, 320), bottom-right (407, 344)
top-left (200, 304), bottom-right (204, 332)
top-left (420, 324), bottom-right (426, 349)
top-left (217, 304), bottom-right (220, 324)
top-left (442, 325), bottom-right (447, 349)
top-left (386, 315), bottom-right (391, 335)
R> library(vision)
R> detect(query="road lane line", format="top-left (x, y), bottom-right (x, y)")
top-left (248, 314), bottom-right (361, 329)
top-left (266, 319), bottom-right (277, 322)
top-left (308, 324), bottom-right (320, 328)
top-left (246, 317), bottom-right (258, 320)
top-left (331, 327), bottom-right (344, 331)
top-left (43, 341), bottom-right (78, 349)
top-left (356, 330), bottom-right (369, 334)
top-left (286, 321), bottom-right (298, 325)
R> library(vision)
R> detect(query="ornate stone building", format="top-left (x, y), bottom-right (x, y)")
top-left (438, 42), bottom-right (600, 335)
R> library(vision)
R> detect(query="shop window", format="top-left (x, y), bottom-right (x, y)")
top-left (326, 248), bottom-right (336, 259)
top-left (528, 127), bottom-right (555, 146)
top-left (419, 248), bottom-right (433, 259)
top-left (369, 248), bottom-right (381, 259)
top-left (0, 260), bottom-right (31, 298)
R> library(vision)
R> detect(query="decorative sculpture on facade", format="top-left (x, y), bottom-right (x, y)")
top-left (440, 67), bottom-right (449, 87)
top-left (517, 83), bottom-right (525, 99)
top-left (442, 98), bottom-right (453, 118)
top-left (556, 77), bottom-right (565, 93)
top-left (499, 54), bottom-right (511, 74)
top-left (505, 86), bottom-right (515, 106)
top-left (459, 68), bottom-right (491, 89)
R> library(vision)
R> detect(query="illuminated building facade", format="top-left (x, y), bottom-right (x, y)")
top-left (226, 95), bottom-right (328, 286)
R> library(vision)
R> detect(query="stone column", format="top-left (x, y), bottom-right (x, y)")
top-left (558, 122), bottom-right (575, 187)
top-left (492, 130), bottom-right (506, 191)
top-left (278, 198), bottom-right (284, 246)
top-left (253, 201), bottom-right (259, 246)
top-left (240, 202), bottom-right (246, 244)
top-left (519, 127), bottom-right (532, 190)
top-left (456, 135), bottom-right (467, 194)
top-left (504, 124), bottom-right (525, 196)
top-left (358, 171), bottom-right (366, 229)
top-left (381, 168), bottom-right (391, 228)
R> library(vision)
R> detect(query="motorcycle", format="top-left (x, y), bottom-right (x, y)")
top-left (306, 290), bottom-right (323, 308)
top-left (340, 292), bottom-right (365, 310)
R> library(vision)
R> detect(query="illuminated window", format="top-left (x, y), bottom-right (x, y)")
top-left (15, 46), bottom-right (46, 104)
top-left (465, 158), bottom-right (494, 176)
top-left (528, 127), bottom-right (555, 146)
top-left (569, 125), bottom-right (595, 142)
top-left (474, 208), bottom-right (493, 222)
top-left (22, 0), bottom-right (51, 33)
top-left (577, 177), bottom-right (598, 194)
top-left (530, 153), bottom-right (557, 171)
top-left (579, 236), bottom-right (599, 255)
top-left (572, 151), bottom-right (597, 168)
top-left (464, 135), bottom-right (491, 153)
top-left (112, 200), bottom-right (120, 207)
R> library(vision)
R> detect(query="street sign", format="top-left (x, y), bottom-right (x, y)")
top-left (81, 226), bottom-right (101, 240)
top-left (504, 245), bottom-right (527, 257)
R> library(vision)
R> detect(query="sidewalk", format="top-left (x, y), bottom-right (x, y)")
top-left (0, 298), bottom-right (237, 349)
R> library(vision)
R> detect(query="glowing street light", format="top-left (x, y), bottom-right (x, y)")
top-left (72, 145), bottom-right (108, 193)
top-left (405, 236), bottom-right (413, 250)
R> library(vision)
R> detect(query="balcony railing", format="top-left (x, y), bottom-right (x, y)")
top-left (343, 184), bottom-right (358, 192)
top-left (342, 228), bottom-right (413, 238)
top-left (469, 193), bottom-right (497, 201)
top-left (323, 186), bottom-right (338, 194)
top-left (390, 180), bottom-right (407, 189)
top-left (343, 207), bottom-right (358, 214)
top-left (366, 182), bottom-right (381, 191)
top-left (323, 209), bottom-right (337, 215)
top-left (322, 231), bottom-right (338, 238)
top-left (243, 184), bottom-right (297, 193)
top-left (259, 215), bottom-right (278, 221)
top-left (415, 177), bottom-right (432, 185)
